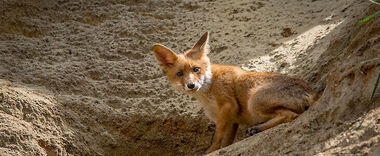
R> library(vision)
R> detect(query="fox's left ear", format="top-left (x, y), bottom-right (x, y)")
top-left (186, 32), bottom-right (210, 59)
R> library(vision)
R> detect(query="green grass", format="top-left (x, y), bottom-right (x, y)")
top-left (336, 11), bottom-right (379, 57)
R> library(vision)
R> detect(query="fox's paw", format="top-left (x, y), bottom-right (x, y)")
top-left (245, 127), bottom-right (261, 137)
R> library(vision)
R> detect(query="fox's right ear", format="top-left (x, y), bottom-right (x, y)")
top-left (152, 44), bottom-right (178, 67)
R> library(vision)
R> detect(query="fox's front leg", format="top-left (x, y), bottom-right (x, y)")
top-left (205, 103), bottom-right (236, 154)
top-left (221, 123), bottom-right (238, 147)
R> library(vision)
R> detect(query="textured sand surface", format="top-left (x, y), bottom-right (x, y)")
top-left (0, 0), bottom-right (379, 155)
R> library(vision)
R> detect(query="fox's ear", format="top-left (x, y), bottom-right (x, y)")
top-left (152, 44), bottom-right (178, 67)
top-left (186, 32), bottom-right (210, 59)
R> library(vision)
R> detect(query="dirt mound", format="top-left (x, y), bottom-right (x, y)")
top-left (0, 80), bottom-right (77, 155)
top-left (0, 0), bottom-right (379, 155)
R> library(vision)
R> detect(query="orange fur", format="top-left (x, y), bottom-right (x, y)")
top-left (153, 32), bottom-right (315, 153)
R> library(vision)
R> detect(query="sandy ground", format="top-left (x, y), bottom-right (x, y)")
top-left (0, 0), bottom-right (379, 155)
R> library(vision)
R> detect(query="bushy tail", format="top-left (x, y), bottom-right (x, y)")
top-left (305, 92), bottom-right (320, 111)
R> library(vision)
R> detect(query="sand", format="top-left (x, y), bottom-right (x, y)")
top-left (0, 0), bottom-right (379, 155)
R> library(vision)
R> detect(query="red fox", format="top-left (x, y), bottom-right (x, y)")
top-left (152, 32), bottom-right (315, 153)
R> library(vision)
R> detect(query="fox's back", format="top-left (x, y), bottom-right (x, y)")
top-left (235, 70), bottom-right (313, 99)
top-left (209, 64), bottom-right (312, 102)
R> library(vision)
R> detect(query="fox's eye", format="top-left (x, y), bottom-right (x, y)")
top-left (177, 71), bottom-right (183, 77)
top-left (193, 67), bottom-right (200, 72)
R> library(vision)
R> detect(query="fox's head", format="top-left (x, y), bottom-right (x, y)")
top-left (153, 32), bottom-right (212, 93)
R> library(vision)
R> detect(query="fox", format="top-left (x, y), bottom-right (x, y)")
top-left (152, 32), bottom-right (315, 153)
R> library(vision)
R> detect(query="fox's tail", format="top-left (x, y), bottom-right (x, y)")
top-left (305, 92), bottom-right (320, 111)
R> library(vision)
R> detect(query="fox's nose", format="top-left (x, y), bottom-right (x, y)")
top-left (187, 83), bottom-right (195, 89)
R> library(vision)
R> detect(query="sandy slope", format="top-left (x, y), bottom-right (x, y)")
top-left (0, 0), bottom-right (379, 155)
